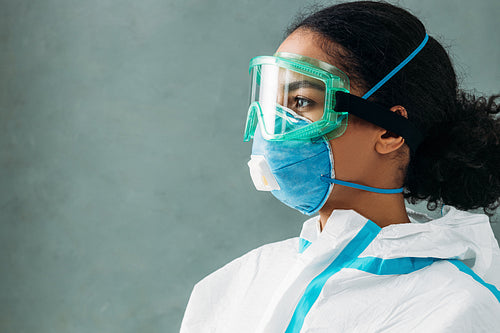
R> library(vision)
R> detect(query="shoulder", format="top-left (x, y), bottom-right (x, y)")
top-left (181, 237), bottom-right (299, 332)
top-left (407, 260), bottom-right (500, 332)
top-left (441, 260), bottom-right (500, 308)
top-left (193, 236), bottom-right (299, 292)
top-left (399, 260), bottom-right (500, 309)
top-left (312, 259), bottom-right (500, 332)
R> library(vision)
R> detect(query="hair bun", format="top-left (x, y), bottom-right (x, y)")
top-left (406, 92), bottom-right (500, 215)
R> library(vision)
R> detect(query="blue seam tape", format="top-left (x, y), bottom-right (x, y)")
top-left (347, 256), bottom-right (439, 275)
top-left (321, 176), bottom-right (403, 194)
top-left (448, 259), bottom-right (500, 303)
top-left (285, 221), bottom-right (381, 333)
top-left (362, 33), bottom-right (429, 99)
top-left (298, 238), bottom-right (312, 254)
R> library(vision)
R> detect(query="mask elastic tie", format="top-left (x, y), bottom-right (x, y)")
top-left (362, 33), bottom-right (429, 99)
top-left (320, 176), bottom-right (403, 194)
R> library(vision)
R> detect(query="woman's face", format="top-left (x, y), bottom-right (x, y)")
top-left (275, 29), bottom-right (387, 207)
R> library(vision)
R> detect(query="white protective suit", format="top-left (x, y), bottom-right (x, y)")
top-left (181, 206), bottom-right (500, 332)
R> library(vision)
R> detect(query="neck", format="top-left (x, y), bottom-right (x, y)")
top-left (318, 186), bottom-right (410, 231)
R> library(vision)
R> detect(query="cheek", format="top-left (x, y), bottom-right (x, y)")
top-left (329, 124), bottom-right (374, 179)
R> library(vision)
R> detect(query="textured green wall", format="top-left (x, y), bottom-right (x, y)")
top-left (0, 0), bottom-right (498, 332)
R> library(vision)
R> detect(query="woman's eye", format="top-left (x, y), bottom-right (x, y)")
top-left (294, 97), bottom-right (315, 109)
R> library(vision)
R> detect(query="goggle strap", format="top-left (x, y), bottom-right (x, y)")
top-left (335, 91), bottom-right (423, 152)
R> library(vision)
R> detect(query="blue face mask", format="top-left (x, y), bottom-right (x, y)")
top-left (249, 122), bottom-right (334, 215)
top-left (249, 121), bottom-right (405, 216)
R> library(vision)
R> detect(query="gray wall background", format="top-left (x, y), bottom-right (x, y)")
top-left (0, 0), bottom-right (498, 332)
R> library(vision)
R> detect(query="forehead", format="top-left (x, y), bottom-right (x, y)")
top-left (278, 29), bottom-right (365, 96)
top-left (276, 29), bottom-right (333, 65)
top-left (274, 69), bottom-right (325, 91)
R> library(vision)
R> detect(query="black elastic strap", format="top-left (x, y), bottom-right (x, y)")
top-left (335, 91), bottom-right (423, 152)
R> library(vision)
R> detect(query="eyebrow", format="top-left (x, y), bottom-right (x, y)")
top-left (285, 80), bottom-right (324, 92)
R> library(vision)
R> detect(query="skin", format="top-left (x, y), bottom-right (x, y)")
top-left (276, 28), bottom-right (411, 230)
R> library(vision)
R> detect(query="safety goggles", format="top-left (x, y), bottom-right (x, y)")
top-left (244, 33), bottom-right (430, 152)
top-left (244, 52), bottom-right (350, 142)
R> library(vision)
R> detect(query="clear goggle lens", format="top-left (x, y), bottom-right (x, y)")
top-left (244, 55), bottom-right (349, 142)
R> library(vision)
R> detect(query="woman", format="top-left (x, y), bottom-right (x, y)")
top-left (181, 2), bottom-right (500, 332)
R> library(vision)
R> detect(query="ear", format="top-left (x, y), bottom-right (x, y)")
top-left (374, 105), bottom-right (408, 154)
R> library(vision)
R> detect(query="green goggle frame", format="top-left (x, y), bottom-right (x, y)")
top-left (244, 52), bottom-right (351, 142)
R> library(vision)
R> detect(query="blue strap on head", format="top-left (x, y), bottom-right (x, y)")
top-left (362, 33), bottom-right (429, 99)
top-left (321, 34), bottom-right (429, 196)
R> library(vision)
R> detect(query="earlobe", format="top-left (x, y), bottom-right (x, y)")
top-left (375, 105), bottom-right (407, 154)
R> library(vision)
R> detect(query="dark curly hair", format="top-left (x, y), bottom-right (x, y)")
top-left (287, 1), bottom-right (500, 216)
